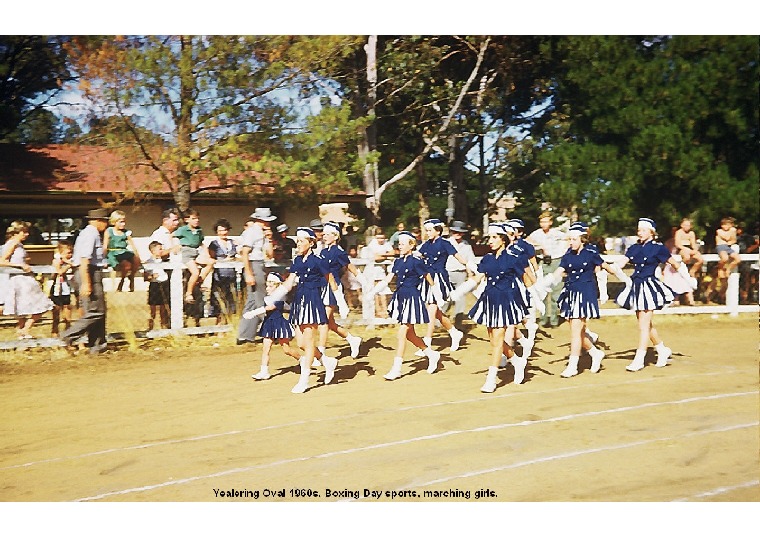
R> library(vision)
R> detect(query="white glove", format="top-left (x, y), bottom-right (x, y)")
top-left (532, 273), bottom-right (556, 301)
top-left (431, 283), bottom-right (445, 307)
top-left (527, 285), bottom-right (546, 315)
top-left (334, 288), bottom-right (350, 319)
top-left (611, 263), bottom-right (631, 285)
top-left (449, 278), bottom-right (478, 304)
top-left (354, 271), bottom-right (368, 287)
top-left (596, 270), bottom-right (609, 304)
top-left (364, 279), bottom-right (389, 299)
top-left (466, 260), bottom-right (479, 273)
top-left (677, 262), bottom-right (698, 290)
top-left (473, 280), bottom-right (486, 298)
top-left (242, 306), bottom-right (267, 320)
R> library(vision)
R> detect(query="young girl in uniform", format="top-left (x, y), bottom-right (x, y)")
top-left (449, 222), bottom-right (532, 392)
top-left (615, 218), bottom-right (690, 371)
top-left (249, 272), bottom-right (302, 380)
top-left (317, 221), bottom-right (364, 360)
top-left (367, 231), bottom-right (443, 380)
top-left (536, 222), bottom-right (615, 377)
top-left (417, 218), bottom-right (471, 353)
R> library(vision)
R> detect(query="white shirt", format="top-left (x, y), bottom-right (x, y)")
top-left (361, 238), bottom-right (394, 261)
top-left (445, 237), bottom-right (474, 271)
top-left (527, 227), bottom-right (567, 259)
top-left (149, 225), bottom-right (181, 261)
top-left (239, 223), bottom-right (266, 261)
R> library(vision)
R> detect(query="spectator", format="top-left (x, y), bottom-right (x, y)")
top-left (389, 222), bottom-right (406, 253)
top-left (673, 218), bottom-right (704, 278)
top-left (103, 210), bottom-right (142, 292)
top-left (0, 220), bottom-right (54, 339)
top-left (526, 212), bottom-right (567, 328)
top-left (147, 208), bottom-right (182, 325)
top-left (60, 209), bottom-right (110, 354)
top-left (50, 240), bottom-right (75, 337)
top-left (207, 219), bottom-right (239, 327)
top-left (273, 223), bottom-right (296, 263)
top-left (445, 220), bottom-right (475, 324)
top-left (143, 240), bottom-right (170, 330)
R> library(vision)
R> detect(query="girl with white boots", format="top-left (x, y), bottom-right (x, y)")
top-left (453, 222), bottom-right (531, 393)
top-left (367, 231), bottom-right (444, 380)
top-left (614, 218), bottom-right (694, 371)
top-left (534, 222), bottom-right (617, 377)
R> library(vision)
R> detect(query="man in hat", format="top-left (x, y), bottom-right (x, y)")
top-left (61, 208), bottom-right (110, 354)
top-left (309, 218), bottom-right (325, 255)
top-left (445, 220), bottom-right (475, 324)
top-left (527, 212), bottom-right (568, 328)
top-left (237, 208), bottom-right (277, 344)
top-left (273, 223), bottom-right (296, 263)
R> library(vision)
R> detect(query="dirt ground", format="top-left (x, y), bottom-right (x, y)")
top-left (0, 310), bottom-right (758, 529)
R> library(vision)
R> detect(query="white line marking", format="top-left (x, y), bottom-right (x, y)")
top-left (1, 370), bottom-right (747, 471)
top-left (401, 422), bottom-right (758, 491)
top-left (70, 392), bottom-right (756, 502)
top-left (670, 480), bottom-right (760, 501)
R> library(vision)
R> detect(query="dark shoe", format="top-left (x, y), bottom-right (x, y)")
top-left (236, 339), bottom-right (250, 345)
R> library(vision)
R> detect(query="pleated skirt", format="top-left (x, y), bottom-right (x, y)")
top-left (387, 288), bottom-right (430, 324)
top-left (290, 285), bottom-right (328, 325)
top-left (615, 277), bottom-right (675, 311)
top-left (469, 286), bottom-right (527, 328)
top-left (558, 283), bottom-right (600, 319)
top-left (259, 311), bottom-right (294, 339)
top-left (420, 272), bottom-right (454, 304)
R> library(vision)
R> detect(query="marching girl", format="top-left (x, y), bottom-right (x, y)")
top-left (318, 222), bottom-right (365, 360)
top-left (261, 227), bottom-right (335, 393)
top-left (249, 273), bottom-right (302, 381)
top-left (535, 222), bottom-right (615, 377)
top-left (367, 231), bottom-right (443, 380)
top-left (614, 218), bottom-right (693, 371)
top-left (449, 222), bottom-right (532, 392)
top-left (417, 218), bottom-right (472, 353)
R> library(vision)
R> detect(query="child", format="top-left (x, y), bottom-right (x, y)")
top-left (206, 219), bottom-right (239, 326)
top-left (614, 218), bottom-right (693, 371)
top-left (249, 273), bottom-right (302, 380)
top-left (173, 208), bottom-right (214, 304)
top-left (103, 210), bottom-right (141, 292)
top-left (536, 222), bottom-right (616, 377)
top-left (317, 221), bottom-right (364, 359)
top-left (143, 241), bottom-right (170, 330)
top-left (366, 231), bottom-right (442, 380)
top-left (50, 240), bottom-right (74, 337)
top-left (715, 216), bottom-right (742, 283)
top-left (673, 218), bottom-right (704, 278)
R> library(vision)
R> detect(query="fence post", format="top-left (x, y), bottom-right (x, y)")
top-left (170, 261), bottom-right (184, 330)
top-left (726, 271), bottom-right (740, 317)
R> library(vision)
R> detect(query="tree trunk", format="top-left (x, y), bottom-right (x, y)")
top-left (361, 35), bottom-right (380, 225)
top-left (415, 158), bottom-right (430, 228)
top-left (447, 134), bottom-right (469, 225)
top-left (175, 35), bottom-right (195, 214)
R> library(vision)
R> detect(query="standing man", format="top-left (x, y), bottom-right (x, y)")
top-left (61, 208), bottom-right (110, 354)
top-left (527, 212), bottom-right (567, 328)
top-left (274, 223), bottom-right (296, 263)
top-left (445, 220), bottom-right (475, 325)
top-left (310, 218), bottom-right (325, 255)
top-left (237, 207), bottom-right (277, 345)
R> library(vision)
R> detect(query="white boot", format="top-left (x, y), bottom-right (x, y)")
top-left (251, 365), bottom-right (270, 380)
top-left (322, 355), bottom-right (338, 384)
top-left (512, 355), bottom-right (527, 384)
top-left (415, 337), bottom-right (432, 357)
top-left (526, 321), bottom-right (539, 343)
top-left (517, 337), bottom-right (533, 360)
top-left (655, 342), bottom-right (672, 367)
top-left (585, 329), bottom-right (599, 344)
top-left (561, 355), bottom-right (579, 378)
top-left (589, 347), bottom-right (605, 373)
top-left (384, 356), bottom-right (403, 380)
top-left (291, 356), bottom-right (311, 393)
top-left (346, 334), bottom-right (362, 358)
top-left (499, 354), bottom-right (508, 368)
top-left (481, 366), bottom-right (498, 393)
top-left (424, 347), bottom-right (441, 374)
top-left (626, 349), bottom-right (646, 372)
top-left (449, 328), bottom-right (463, 351)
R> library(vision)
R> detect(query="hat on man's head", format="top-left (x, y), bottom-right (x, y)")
top-left (250, 207), bottom-right (276, 221)
top-left (449, 220), bottom-right (468, 233)
top-left (86, 208), bottom-right (109, 220)
top-left (309, 218), bottom-right (324, 230)
top-left (276, 223), bottom-right (289, 233)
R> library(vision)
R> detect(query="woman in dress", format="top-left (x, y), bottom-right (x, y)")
top-left (614, 218), bottom-right (692, 371)
top-left (102, 210), bottom-right (141, 292)
top-left (0, 221), bottom-right (54, 339)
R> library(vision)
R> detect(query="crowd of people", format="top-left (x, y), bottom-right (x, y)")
top-left (0, 208), bottom-right (757, 378)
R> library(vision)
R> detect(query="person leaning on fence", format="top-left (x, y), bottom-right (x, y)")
top-left (0, 220), bottom-right (54, 339)
top-left (673, 218), bottom-right (704, 278)
top-left (103, 210), bottom-right (141, 292)
top-left (143, 240), bottom-right (170, 330)
top-left (50, 240), bottom-right (75, 338)
top-left (614, 218), bottom-right (696, 372)
top-left (715, 217), bottom-right (742, 279)
top-left (236, 207), bottom-right (277, 345)
top-left (174, 208), bottom-right (214, 306)
top-left (533, 222), bottom-right (615, 378)
top-left (206, 219), bottom-right (239, 327)
top-left (364, 231), bottom-right (443, 380)
top-left (148, 208), bottom-right (181, 322)
top-left (60, 209), bottom-right (110, 354)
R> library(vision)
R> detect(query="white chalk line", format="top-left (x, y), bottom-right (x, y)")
top-left (70, 391), bottom-right (756, 502)
top-left (396, 422), bottom-right (757, 495)
top-left (671, 479), bottom-right (760, 501)
top-left (0, 369), bottom-right (751, 472)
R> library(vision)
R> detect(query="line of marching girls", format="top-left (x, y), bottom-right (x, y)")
top-left (245, 215), bottom-right (696, 394)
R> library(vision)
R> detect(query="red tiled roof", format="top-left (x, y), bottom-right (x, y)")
top-left (0, 144), bottom-right (363, 199)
